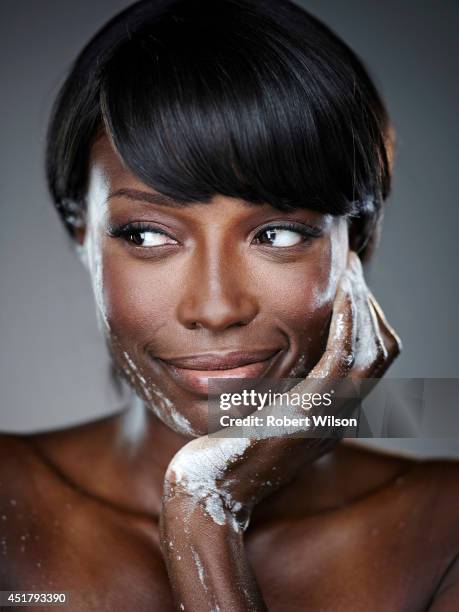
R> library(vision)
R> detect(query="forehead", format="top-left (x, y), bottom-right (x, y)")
top-left (90, 132), bottom-right (136, 186)
top-left (87, 131), bottom-right (334, 230)
top-left (88, 133), bottom-right (248, 213)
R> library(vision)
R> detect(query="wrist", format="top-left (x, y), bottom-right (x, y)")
top-left (161, 479), bottom-right (250, 544)
top-left (159, 493), bottom-right (265, 612)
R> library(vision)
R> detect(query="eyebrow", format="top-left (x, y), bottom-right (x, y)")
top-left (107, 188), bottom-right (190, 208)
top-left (107, 187), bottom-right (265, 210)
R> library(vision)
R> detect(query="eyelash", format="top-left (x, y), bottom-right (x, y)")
top-left (253, 222), bottom-right (321, 246)
top-left (108, 222), bottom-right (175, 246)
top-left (107, 221), bottom-right (321, 249)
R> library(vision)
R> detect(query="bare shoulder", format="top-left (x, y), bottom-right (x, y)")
top-left (413, 455), bottom-right (459, 529)
top-left (0, 415), bottom-right (121, 511)
top-left (379, 443), bottom-right (458, 499)
top-left (0, 416), bottom-right (112, 500)
top-left (0, 432), bottom-right (50, 507)
top-left (0, 431), bottom-right (33, 454)
top-left (387, 451), bottom-right (459, 555)
top-left (345, 440), bottom-right (459, 493)
top-left (341, 442), bottom-right (459, 543)
top-left (418, 454), bottom-right (459, 484)
top-left (411, 458), bottom-right (459, 609)
top-left (0, 432), bottom-right (38, 479)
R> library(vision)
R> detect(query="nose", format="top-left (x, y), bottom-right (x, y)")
top-left (176, 245), bottom-right (259, 332)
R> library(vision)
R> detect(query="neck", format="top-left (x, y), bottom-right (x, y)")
top-left (30, 396), bottom-right (192, 520)
top-left (117, 395), bottom-right (193, 479)
top-left (30, 397), bottom-right (406, 525)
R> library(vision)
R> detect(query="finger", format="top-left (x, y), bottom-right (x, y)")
top-left (367, 292), bottom-right (403, 361)
top-left (252, 273), bottom-right (356, 431)
top-left (309, 271), bottom-right (357, 379)
top-left (341, 253), bottom-right (395, 380)
top-left (351, 291), bottom-right (388, 378)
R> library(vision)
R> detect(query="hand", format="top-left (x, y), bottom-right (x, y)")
top-left (159, 251), bottom-right (401, 610)
top-left (162, 251), bottom-right (401, 525)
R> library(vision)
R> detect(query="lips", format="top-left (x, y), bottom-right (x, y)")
top-left (156, 348), bottom-right (283, 396)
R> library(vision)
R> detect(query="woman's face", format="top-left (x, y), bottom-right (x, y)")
top-left (81, 134), bottom-right (349, 437)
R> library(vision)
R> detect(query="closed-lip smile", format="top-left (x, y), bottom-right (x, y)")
top-left (160, 348), bottom-right (281, 370)
top-left (156, 348), bottom-right (283, 395)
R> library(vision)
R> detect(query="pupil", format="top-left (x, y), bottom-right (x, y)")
top-left (131, 232), bottom-right (144, 246)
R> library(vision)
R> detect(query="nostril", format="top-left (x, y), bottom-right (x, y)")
top-left (177, 291), bottom-right (259, 332)
top-left (236, 319), bottom-right (249, 327)
top-left (186, 318), bottom-right (250, 332)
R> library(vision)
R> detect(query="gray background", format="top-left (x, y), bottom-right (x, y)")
top-left (0, 0), bottom-right (458, 457)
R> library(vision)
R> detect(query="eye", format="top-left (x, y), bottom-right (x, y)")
top-left (108, 222), bottom-right (178, 247)
top-left (127, 230), bottom-right (176, 247)
top-left (253, 223), bottom-right (320, 248)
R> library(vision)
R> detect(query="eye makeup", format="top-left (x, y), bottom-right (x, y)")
top-left (107, 219), bottom-right (323, 250)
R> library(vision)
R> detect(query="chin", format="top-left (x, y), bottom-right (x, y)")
top-left (145, 394), bottom-right (210, 439)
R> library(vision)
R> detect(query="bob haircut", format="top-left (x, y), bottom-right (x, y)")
top-left (46, 0), bottom-right (393, 262)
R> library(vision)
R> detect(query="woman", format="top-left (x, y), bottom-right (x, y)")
top-left (1, 0), bottom-right (458, 609)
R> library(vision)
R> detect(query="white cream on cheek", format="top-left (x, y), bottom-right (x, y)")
top-left (312, 251), bottom-right (380, 377)
top-left (81, 165), bottom-right (197, 438)
top-left (81, 166), bottom-right (112, 334)
top-left (286, 217), bottom-right (349, 378)
top-left (116, 334), bottom-right (196, 437)
top-left (316, 217), bottom-right (349, 307)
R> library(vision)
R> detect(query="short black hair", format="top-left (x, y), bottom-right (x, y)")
top-left (46, 0), bottom-right (393, 261)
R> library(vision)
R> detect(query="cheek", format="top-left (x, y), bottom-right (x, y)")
top-left (98, 246), bottom-right (200, 436)
top-left (261, 257), bottom-right (331, 360)
top-left (264, 253), bottom-right (332, 321)
top-left (256, 229), bottom-right (348, 370)
top-left (97, 246), bottom-right (171, 384)
top-left (101, 248), bottom-right (175, 339)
